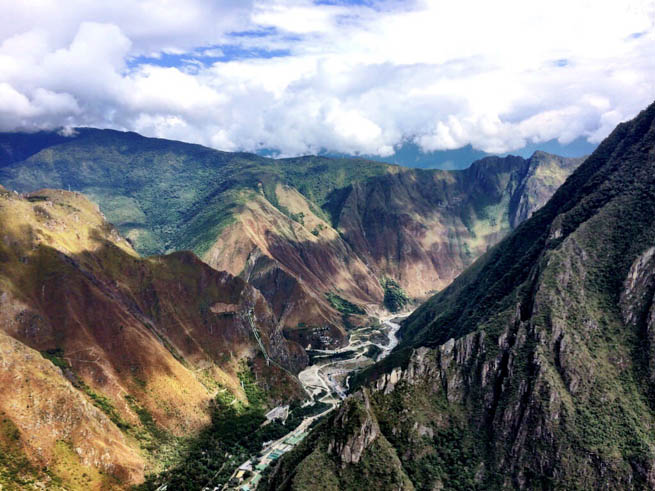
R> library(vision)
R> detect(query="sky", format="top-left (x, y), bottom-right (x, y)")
top-left (1, 0), bottom-right (654, 162)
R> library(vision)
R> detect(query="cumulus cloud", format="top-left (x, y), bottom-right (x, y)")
top-left (0, 0), bottom-right (654, 155)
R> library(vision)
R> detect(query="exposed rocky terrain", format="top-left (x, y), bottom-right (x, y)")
top-left (0, 131), bottom-right (582, 349)
top-left (264, 101), bottom-right (655, 489)
top-left (0, 126), bottom-right (587, 490)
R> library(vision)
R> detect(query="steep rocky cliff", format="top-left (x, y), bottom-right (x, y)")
top-left (330, 151), bottom-right (585, 299)
top-left (0, 133), bottom-right (582, 348)
top-left (0, 187), bottom-right (305, 488)
top-left (266, 101), bottom-right (655, 490)
top-left (265, 389), bottom-right (414, 491)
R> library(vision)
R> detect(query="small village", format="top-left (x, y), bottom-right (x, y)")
top-left (219, 316), bottom-right (403, 491)
top-left (220, 405), bottom-right (309, 491)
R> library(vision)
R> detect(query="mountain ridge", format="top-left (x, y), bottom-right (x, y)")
top-left (0, 131), bottom-right (584, 351)
top-left (0, 187), bottom-right (305, 488)
top-left (265, 101), bottom-right (655, 490)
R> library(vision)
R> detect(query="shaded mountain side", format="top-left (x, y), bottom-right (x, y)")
top-left (331, 152), bottom-right (585, 298)
top-left (267, 102), bottom-right (655, 490)
top-left (0, 187), bottom-right (305, 489)
top-left (264, 390), bottom-right (414, 491)
top-left (0, 129), bottom-right (582, 348)
top-left (0, 130), bottom-right (73, 167)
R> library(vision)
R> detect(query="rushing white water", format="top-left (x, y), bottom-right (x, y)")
top-left (378, 318), bottom-right (401, 359)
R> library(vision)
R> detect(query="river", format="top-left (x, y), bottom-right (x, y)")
top-left (220, 314), bottom-right (407, 490)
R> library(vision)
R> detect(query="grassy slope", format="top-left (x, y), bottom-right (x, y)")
top-left (0, 129), bottom-right (395, 256)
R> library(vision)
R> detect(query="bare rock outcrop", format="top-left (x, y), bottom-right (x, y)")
top-left (327, 389), bottom-right (380, 465)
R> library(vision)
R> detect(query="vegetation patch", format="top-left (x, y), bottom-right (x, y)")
top-left (124, 395), bottom-right (172, 453)
top-left (0, 413), bottom-right (41, 488)
top-left (83, 387), bottom-right (131, 431)
top-left (326, 292), bottom-right (365, 316)
top-left (40, 349), bottom-right (131, 432)
top-left (51, 440), bottom-right (118, 490)
top-left (41, 347), bottom-right (68, 370)
top-left (381, 278), bottom-right (410, 313)
top-left (138, 389), bottom-right (307, 489)
top-left (138, 361), bottom-right (330, 490)
top-left (290, 211), bottom-right (305, 225)
top-left (238, 361), bottom-right (267, 410)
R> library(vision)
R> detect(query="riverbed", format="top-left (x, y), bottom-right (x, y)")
top-left (299, 315), bottom-right (404, 405)
top-left (222, 314), bottom-right (407, 490)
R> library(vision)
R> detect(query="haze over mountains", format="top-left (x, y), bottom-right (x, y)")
top-left (322, 137), bottom-right (596, 170)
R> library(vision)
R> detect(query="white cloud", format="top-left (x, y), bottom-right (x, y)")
top-left (0, 0), bottom-right (654, 155)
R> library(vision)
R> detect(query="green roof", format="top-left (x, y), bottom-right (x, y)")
top-left (285, 433), bottom-right (306, 445)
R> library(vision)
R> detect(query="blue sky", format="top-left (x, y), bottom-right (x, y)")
top-left (0, 0), bottom-right (654, 166)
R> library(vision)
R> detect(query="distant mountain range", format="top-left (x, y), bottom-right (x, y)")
top-left (314, 137), bottom-right (596, 170)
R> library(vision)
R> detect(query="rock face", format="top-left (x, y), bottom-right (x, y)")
top-left (0, 132), bottom-right (583, 348)
top-left (508, 151), bottom-right (583, 227)
top-left (332, 151), bottom-right (584, 299)
top-left (621, 247), bottom-right (655, 385)
top-left (267, 101), bottom-right (655, 490)
top-left (0, 188), bottom-right (305, 488)
top-left (327, 390), bottom-right (380, 465)
top-left (263, 388), bottom-right (414, 491)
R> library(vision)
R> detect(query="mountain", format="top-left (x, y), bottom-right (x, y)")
top-left (0, 187), bottom-right (305, 488)
top-left (263, 102), bottom-right (655, 490)
top-left (0, 130), bottom-right (583, 350)
top-left (330, 137), bottom-right (595, 170)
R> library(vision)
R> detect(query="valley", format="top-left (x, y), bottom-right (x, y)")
top-left (0, 130), bottom-right (583, 351)
top-left (0, 126), bottom-right (614, 490)
top-left (223, 314), bottom-right (408, 491)
top-left (5, 1), bottom-right (654, 489)
top-left (263, 100), bottom-right (655, 491)
top-left (0, 129), bottom-right (587, 489)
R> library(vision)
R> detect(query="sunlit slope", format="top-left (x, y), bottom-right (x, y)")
top-left (0, 187), bottom-right (304, 488)
top-left (0, 129), bottom-right (582, 348)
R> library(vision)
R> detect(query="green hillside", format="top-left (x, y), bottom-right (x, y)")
top-left (0, 129), bottom-right (394, 255)
top-left (0, 129), bottom-right (583, 350)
